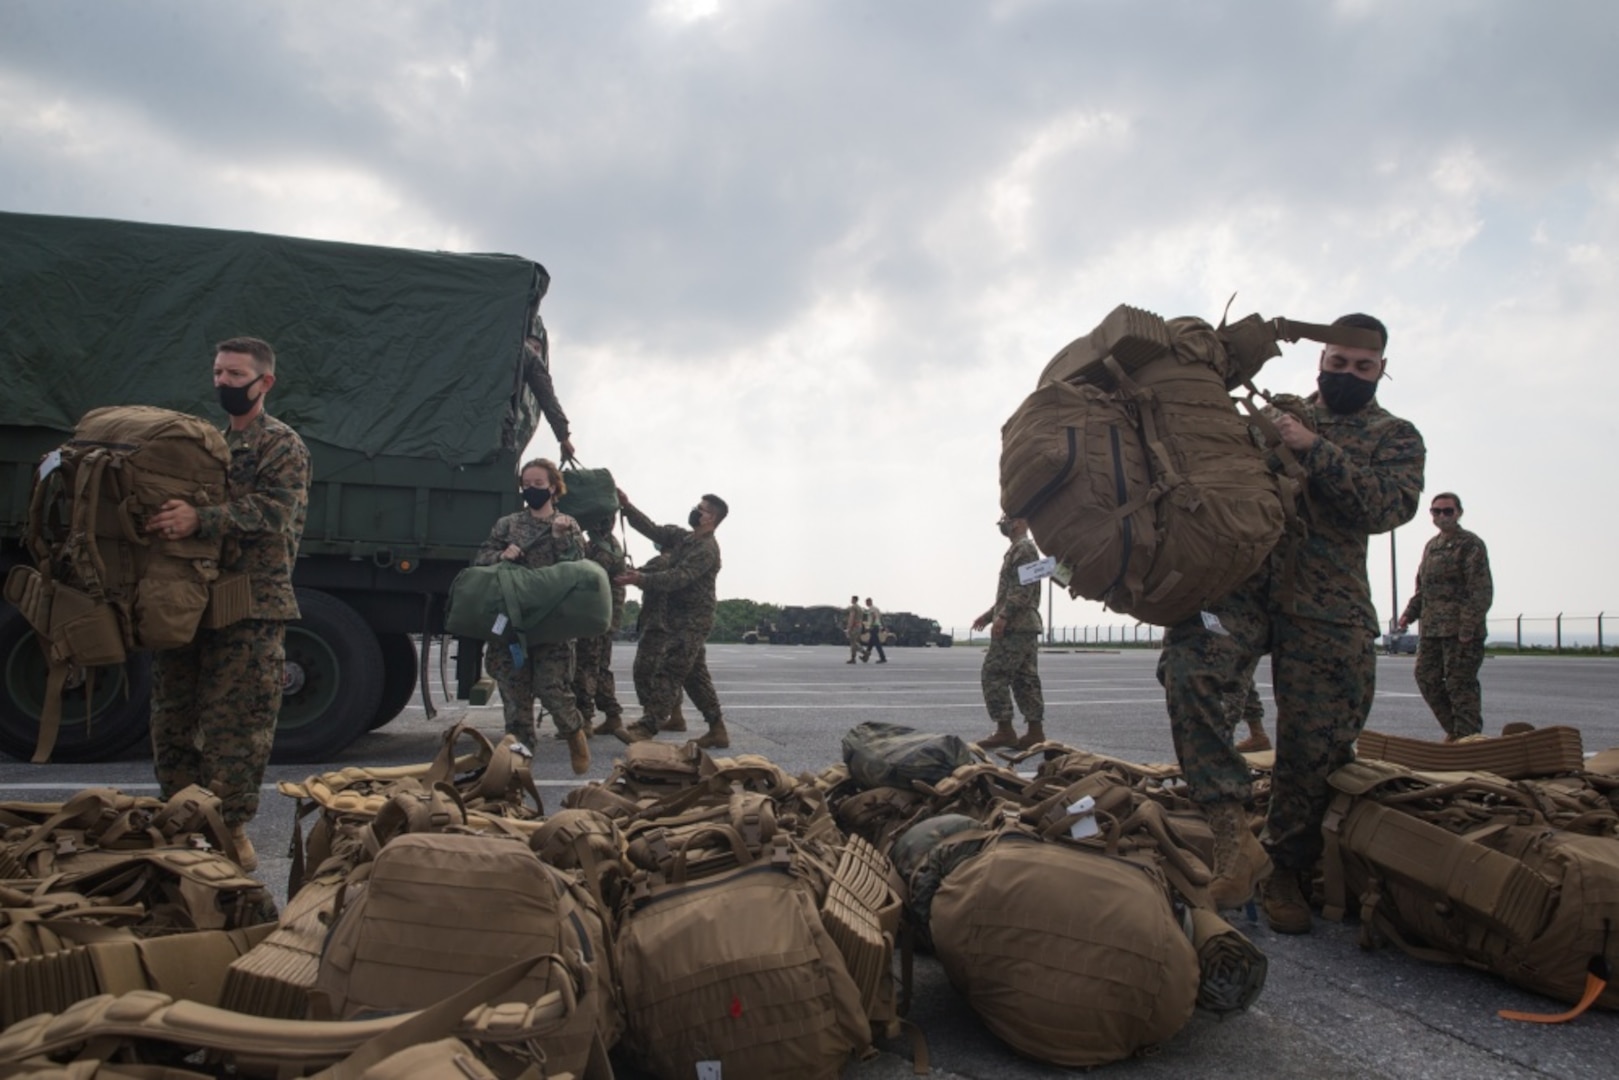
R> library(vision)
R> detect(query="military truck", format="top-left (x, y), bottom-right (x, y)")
top-left (881, 612), bottom-right (954, 648)
top-left (0, 211), bottom-right (552, 763)
top-left (771, 605), bottom-right (849, 646)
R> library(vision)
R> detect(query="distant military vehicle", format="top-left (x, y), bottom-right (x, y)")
top-left (772, 605), bottom-right (849, 645)
top-left (882, 612), bottom-right (953, 648)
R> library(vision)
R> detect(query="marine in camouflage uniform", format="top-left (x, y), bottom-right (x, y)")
top-left (521, 332), bottom-right (575, 462)
top-left (616, 492), bottom-right (728, 747)
top-left (575, 522), bottom-right (628, 735)
top-left (1398, 493), bottom-right (1492, 739)
top-left (974, 519), bottom-right (1045, 750)
top-left (147, 338), bottom-right (311, 845)
top-left (1157, 314), bottom-right (1425, 930)
top-left (476, 487), bottom-right (587, 751)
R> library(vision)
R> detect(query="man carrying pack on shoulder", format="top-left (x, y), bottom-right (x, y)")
top-left (1398, 492), bottom-right (1493, 740)
top-left (1157, 313), bottom-right (1425, 934)
top-left (973, 516), bottom-right (1046, 750)
top-left (143, 336), bottom-right (311, 872)
top-left (613, 488), bottom-right (730, 748)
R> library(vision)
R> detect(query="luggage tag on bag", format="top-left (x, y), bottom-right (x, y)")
top-left (1018, 555), bottom-right (1057, 585)
top-left (492, 613), bottom-right (509, 635)
top-left (1200, 611), bottom-right (1230, 637)
top-left (508, 641), bottom-right (526, 666)
top-left (696, 1063), bottom-right (722, 1080)
top-left (37, 449), bottom-right (62, 481)
top-left (1066, 794), bottom-right (1099, 840)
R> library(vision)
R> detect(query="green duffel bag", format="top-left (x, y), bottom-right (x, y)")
top-left (841, 722), bottom-right (977, 791)
top-left (444, 560), bottom-right (612, 646)
top-left (556, 465), bottom-right (619, 529)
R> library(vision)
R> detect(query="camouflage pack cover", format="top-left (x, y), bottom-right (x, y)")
top-left (841, 722), bottom-right (977, 791)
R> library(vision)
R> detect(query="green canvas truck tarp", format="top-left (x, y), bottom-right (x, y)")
top-left (0, 211), bottom-right (549, 466)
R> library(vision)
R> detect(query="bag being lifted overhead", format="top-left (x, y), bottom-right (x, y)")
top-left (998, 305), bottom-right (1384, 626)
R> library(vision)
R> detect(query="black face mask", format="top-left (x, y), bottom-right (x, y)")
top-left (1317, 371), bottom-right (1379, 414)
top-left (522, 486), bottom-right (552, 509)
top-left (998, 521), bottom-right (1015, 538)
top-left (217, 374), bottom-right (264, 417)
top-left (688, 507), bottom-right (704, 529)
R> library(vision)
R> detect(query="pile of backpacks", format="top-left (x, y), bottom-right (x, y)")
top-left (3, 719), bottom-right (1616, 1078)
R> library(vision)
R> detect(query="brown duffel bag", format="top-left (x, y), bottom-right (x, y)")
top-left (930, 830), bottom-right (1202, 1067)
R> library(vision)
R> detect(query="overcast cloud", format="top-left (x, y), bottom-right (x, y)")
top-left (3, 0), bottom-right (1616, 639)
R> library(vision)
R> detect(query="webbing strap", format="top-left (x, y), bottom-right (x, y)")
top-left (1273, 318), bottom-right (1385, 352)
top-left (32, 659), bottom-right (72, 764)
top-left (1498, 968), bottom-right (1609, 1024)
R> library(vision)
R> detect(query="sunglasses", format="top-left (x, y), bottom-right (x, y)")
top-left (1431, 507), bottom-right (1457, 516)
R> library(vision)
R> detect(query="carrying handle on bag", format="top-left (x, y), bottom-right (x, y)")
top-left (670, 824), bottom-right (756, 884)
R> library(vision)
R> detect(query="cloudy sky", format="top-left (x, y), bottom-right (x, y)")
top-left (4, 0), bottom-right (1616, 641)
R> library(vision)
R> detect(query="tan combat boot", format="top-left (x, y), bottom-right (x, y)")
top-left (567, 729), bottom-right (591, 775)
top-left (1262, 870), bottom-right (1312, 935)
top-left (978, 724), bottom-right (1018, 750)
top-left (660, 707), bottom-right (688, 733)
top-left (614, 720), bottom-right (659, 744)
top-left (227, 825), bottom-right (258, 873)
top-left (591, 714), bottom-right (624, 738)
top-left (1206, 801), bottom-right (1271, 910)
top-left (695, 720), bottom-right (730, 749)
top-left (1234, 724), bottom-right (1272, 754)
top-left (1015, 722), bottom-right (1046, 750)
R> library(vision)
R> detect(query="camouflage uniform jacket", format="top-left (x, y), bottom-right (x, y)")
top-left (586, 531), bottom-right (628, 630)
top-left (474, 510), bottom-right (583, 571)
top-left (521, 346), bottom-right (571, 445)
top-left (192, 412), bottom-right (310, 621)
top-left (1400, 527), bottom-right (1492, 637)
top-left (1264, 394), bottom-right (1425, 632)
top-left (623, 504), bottom-right (720, 638)
top-left (984, 536), bottom-right (1044, 634)
top-left (846, 603), bottom-right (863, 636)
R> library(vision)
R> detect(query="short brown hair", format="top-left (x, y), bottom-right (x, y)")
top-left (518, 458), bottom-right (566, 496)
top-left (216, 336), bottom-right (276, 374)
top-left (1431, 492), bottom-right (1463, 513)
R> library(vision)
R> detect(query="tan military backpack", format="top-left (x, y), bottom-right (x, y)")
top-left (999, 306), bottom-right (1382, 625)
top-left (4, 406), bottom-right (246, 761)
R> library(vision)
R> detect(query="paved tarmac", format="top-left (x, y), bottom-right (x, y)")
top-left (3, 643), bottom-right (1617, 1077)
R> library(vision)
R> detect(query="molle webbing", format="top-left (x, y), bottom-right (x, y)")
top-left (1357, 727), bottom-right (1586, 781)
top-left (1331, 796), bottom-right (1556, 945)
top-left (0, 926), bottom-right (271, 1028)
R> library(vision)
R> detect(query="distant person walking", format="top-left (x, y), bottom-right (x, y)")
top-left (859, 597), bottom-right (887, 663)
top-left (1398, 492), bottom-right (1493, 739)
top-left (973, 517), bottom-right (1045, 750)
top-left (845, 595), bottom-right (863, 664)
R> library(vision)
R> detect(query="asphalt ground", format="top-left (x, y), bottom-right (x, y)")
top-left (4, 643), bottom-right (1618, 1077)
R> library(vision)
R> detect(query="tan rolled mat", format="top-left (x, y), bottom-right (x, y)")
top-left (1356, 726), bottom-right (1584, 780)
top-left (1587, 747), bottom-right (1619, 777)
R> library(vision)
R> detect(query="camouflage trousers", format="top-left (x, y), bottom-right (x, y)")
top-left (150, 618), bottom-right (285, 827)
top-left (633, 627), bottom-right (721, 725)
top-left (1223, 653), bottom-right (1265, 730)
top-left (1414, 636), bottom-right (1484, 739)
top-left (1157, 584), bottom-right (1375, 873)
top-left (981, 631), bottom-right (1044, 726)
top-left (572, 631), bottom-right (624, 724)
top-left (486, 638), bottom-right (582, 744)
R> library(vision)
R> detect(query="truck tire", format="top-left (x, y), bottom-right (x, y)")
top-left (0, 604), bottom-right (153, 762)
top-left (273, 589), bottom-right (383, 763)
top-left (370, 633), bottom-right (419, 730)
